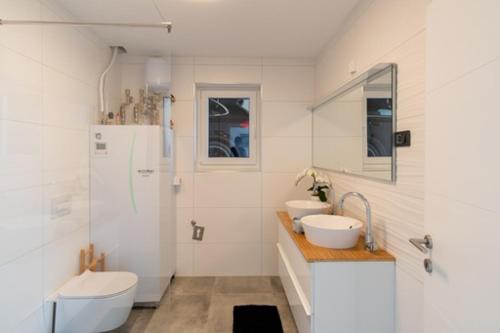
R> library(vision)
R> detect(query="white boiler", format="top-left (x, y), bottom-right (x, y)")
top-left (90, 125), bottom-right (175, 304)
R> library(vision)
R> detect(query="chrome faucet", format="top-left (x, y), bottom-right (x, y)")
top-left (338, 192), bottom-right (376, 252)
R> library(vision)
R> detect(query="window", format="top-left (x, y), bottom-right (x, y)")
top-left (197, 86), bottom-right (260, 170)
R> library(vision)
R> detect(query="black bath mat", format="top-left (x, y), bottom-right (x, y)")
top-left (233, 305), bottom-right (284, 333)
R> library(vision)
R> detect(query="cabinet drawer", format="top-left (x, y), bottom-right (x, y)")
top-left (278, 222), bottom-right (312, 305)
top-left (278, 244), bottom-right (311, 333)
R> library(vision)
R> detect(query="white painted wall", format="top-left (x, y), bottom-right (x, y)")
top-left (425, 0), bottom-right (500, 331)
top-left (171, 57), bottom-right (314, 276)
top-left (0, 0), bottom-right (115, 331)
top-left (314, 1), bottom-right (428, 333)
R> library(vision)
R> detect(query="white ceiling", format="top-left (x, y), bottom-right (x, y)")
top-left (55, 0), bottom-right (359, 58)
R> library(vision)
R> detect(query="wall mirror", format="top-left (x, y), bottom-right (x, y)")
top-left (312, 63), bottom-right (397, 182)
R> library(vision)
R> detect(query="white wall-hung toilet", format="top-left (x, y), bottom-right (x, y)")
top-left (52, 270), bottom-right (138, 333)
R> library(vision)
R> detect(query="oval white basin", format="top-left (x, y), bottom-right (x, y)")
top-left (285, 200), bottom-right (331, 219)
top-left (301, 214), bottom-right (362, 249)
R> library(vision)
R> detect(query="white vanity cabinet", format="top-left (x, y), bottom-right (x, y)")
top-left (277, 213), bottom-right (395, 333)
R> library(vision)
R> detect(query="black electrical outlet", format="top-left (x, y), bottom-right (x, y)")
top-left (395, 130), bottom-right (411, 147)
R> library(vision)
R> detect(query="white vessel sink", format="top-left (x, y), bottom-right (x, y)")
top-left (301, 214), bottom-right (362, 249)
top-left (285, 200), bottom-right (331, 219)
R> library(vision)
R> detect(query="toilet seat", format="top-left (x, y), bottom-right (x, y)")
top-left (57, 269), bottom-right (138, 300)
top-left (53, 269), bottom-right (138, 333)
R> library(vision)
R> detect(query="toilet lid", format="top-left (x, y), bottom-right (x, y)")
top-left (57, 270), bottom-right (138, 299)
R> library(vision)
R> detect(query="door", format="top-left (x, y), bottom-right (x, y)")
top-left (423, 0), bottom-right (500, 332)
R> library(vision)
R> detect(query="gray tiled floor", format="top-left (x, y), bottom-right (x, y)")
top-left (111, 276), bottom-right (298, 333)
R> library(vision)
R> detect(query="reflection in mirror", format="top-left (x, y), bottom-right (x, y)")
top-left (208, 97), bottom-right (250, 158)
top-left (312, 64), bottom-right (396, 182)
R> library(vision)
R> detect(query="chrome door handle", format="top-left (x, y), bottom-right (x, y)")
top-left (409, 235), bottom-right (433, 254)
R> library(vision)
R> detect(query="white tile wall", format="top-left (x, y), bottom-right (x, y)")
top-left (261, 102), bottom-right (312, 137)
top-left (315, 0), bottom-right (427, 100)
top-left (0, 0), bottom-right (42, 61)
top-left (262, 207), bottom-right (280, 243)
top-left (42, 181), bottom-right (89, 244)
top-left (314, 1), bottom-right (428, 332)
top-left (261, 208), bottom-right (281, 276)
top-left (0, 120), bottom-right (43, 191)
top-left (175, 172), bottom-right (194, 208)
top-left (171, 100), bottom-right (195, 137)
top-left (261, 244), bottom-right (279, 275)
top-left (193, 243), bottom-right (262, 276)
top-left (261, 137), bottom-right (311, 173)
top-left (0, 0), bottom-right (113, 331)
top-left (42, 67), bottom-right (94, 130)
top-left (119, 56), bottom-right (146, 102)
top-left (262, 173), bottom-right (311, 208)
top-left (0, 187), bottom-right (43, 266)
top-left (0, 249), bottom-right (44, 331)
top-left (170, 57), bottom-right (314, 276)
top-left (193, 207), bottom-right (261, 243)
top-left (194, 172), bottom-right (262, 208)
top-left (262, 66), bottom-right (314, 102)
top-left (43, 225), bottom-right (90, 297)
top-left (175, 207), bottom-right (194, 244)
top-left (175, 137), bottom-right (195, 172)
top-left (170, 64), bottom-right (195, 100)
top-left (175, 243), bottom-right (194, 276)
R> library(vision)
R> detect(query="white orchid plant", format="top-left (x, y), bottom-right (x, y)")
top-left (295, 167), bottom-right (332, 202)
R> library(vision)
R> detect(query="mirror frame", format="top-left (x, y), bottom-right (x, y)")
top-left (311, 63), bottom-right (397, 182)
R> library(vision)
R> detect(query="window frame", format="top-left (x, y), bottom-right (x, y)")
top-left (196, 85), bottom-right (261, 171)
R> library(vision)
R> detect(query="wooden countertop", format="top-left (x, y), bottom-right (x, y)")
top-left (277, 211), bottom-right (395, 263)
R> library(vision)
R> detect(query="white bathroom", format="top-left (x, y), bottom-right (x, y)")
top-left (1, 0), bottom-right (499, 332)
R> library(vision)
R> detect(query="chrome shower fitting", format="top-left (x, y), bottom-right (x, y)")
top-left (146, 92), bottom-right (162, 125)
top-left (117, 89), bottom-right (134, 125)
top-left (116, 88), bottom-right (165, 125)
top-left (133, 89), bottom-right (145, 124)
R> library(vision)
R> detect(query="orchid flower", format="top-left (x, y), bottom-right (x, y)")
top-left (294, 167), bottom-right (333, 202)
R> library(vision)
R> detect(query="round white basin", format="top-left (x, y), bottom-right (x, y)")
top-left (301, 214), bottom-right (362, 249)
top-left (285, 200), bottom-right (331, 219)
